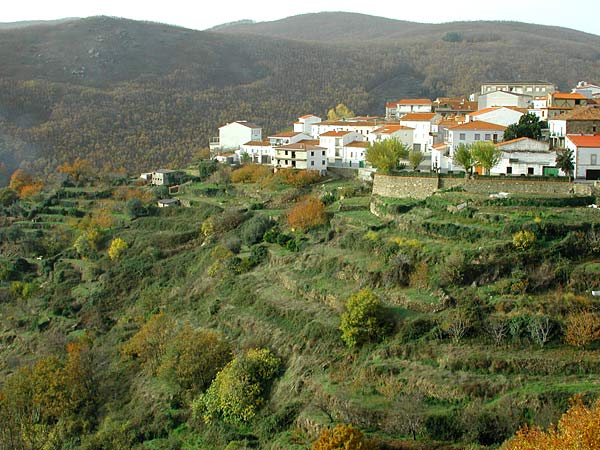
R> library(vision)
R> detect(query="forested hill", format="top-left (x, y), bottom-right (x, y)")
top-left (0, 14), bottom-right (599, 183)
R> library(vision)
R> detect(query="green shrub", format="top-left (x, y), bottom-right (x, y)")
top-left (424, 412), bottom-right (463, 441)
top-left (340, 289), bottom-right (391, 348)
top-left (194, 348), bottom-right (281, 425)
top-left (513, 230), bottom-right (536, 250)
top-left (239, 215), bottom-right (272, 246)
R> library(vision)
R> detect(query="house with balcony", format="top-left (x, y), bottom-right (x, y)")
top-left (319, 130), bottom-right (363, 166)
top-left (549, 107), bottom-right (600, 149)
top-left (566, 134), bottom-right (600, 180)
top-left (210, 121), bottom-right (262, 152)
top-left (272, 142), bottom-right (327, 174)
top-left (399, 113), bottom-right (441, 152)
top-left (239, 140), bottom-right (273, 164)
top-left (268, 131), bottom-right (311, 146)
top-left (492, 138), bottom-right (558, 176)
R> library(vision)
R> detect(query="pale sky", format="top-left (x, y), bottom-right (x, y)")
top-left (1, 0), bottom-right (598, 35)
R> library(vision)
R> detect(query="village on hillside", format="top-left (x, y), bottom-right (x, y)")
top-left (203, 80), bottom-right (600, 182)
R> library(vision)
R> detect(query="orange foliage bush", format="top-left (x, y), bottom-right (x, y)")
top-left (231, 164), bottom-right (272, 183)
top-left (57, 158), bottom-right (94, 184)
top-left (312, 424), bottom-right (377, 450)
top-left (501, 396), bottom-right (600, 450)
top-left (276, 168), bottom-right (322, 188)
top-left (19, 182), bottom-right (44, 199)
top-left (112, 186), bottom-right (153, 203)
top-left (9, 169), bottom-right (44, 198)
top-left (287, 196), bottom-right (327, 231)
top-left (565, 311), bottom-right (600, 348)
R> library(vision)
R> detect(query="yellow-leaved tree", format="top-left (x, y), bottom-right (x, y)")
top-left (501, 395), bottom-right (600, 450)
top-left (312, 424), bottom-right (377, 450)
top-left (108, 237), bottom-right (128, 260)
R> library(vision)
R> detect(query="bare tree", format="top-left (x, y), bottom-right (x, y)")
top-left (486, 317), bottom-right (508, 346)
top-left (528, 315), bottom-right (553, 347)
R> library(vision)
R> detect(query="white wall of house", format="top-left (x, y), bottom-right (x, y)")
top-left (218, 122), bottom-right (262, 150)
top-left (445, 128), bottom-right (505, 172)
top-left (478, 91), bottom-right (531, 109)
top-left (369, 128), bottom-right (414, 148)
top-left (566, 137), bottom-right (600, 179)
top-left (342, 143), bottom-right (369, 167)
top-left (238, 143), bottom-right (274, 164)
top-left (469, 108), bottom-right (524, 127)
top-left (491, 139), bottom-right (556, 176)
top-left (273, 146), bottom-right (327, 173)
top-left (268, 132), bottom-right (311, 146)
top-left (312, 122), bottom-right (379, 139)
top-left (397, 103), bottom-right (432, 116)
top-left (399, 119), bottom-right (434, 152)
top-left (319, 132), bottom-right (363, 161)
top-left (293, 116), bottom-right (322, 136)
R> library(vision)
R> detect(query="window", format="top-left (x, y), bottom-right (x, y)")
top-left (322, 160), bottom-right (325, 165)
top-left (322, 151), bottom-right (325, 156)
top-left (285, 150), bottom-right (288, 156)
top-left (311, 161), bottom-right (314, 166)
top-left (592, 154), bottom-right (598, 165)
top-left (311, 151), bottom-right (314, 156)
top-left (593, 127), bottom-right (597, 133)
top-left (475, 133), bottom-right (481, 141)
top-left (493, 134), bottom-right (498, 143)
top-left (485, 134), bottom-right (491, 140)
top-left (528, 167), bottom-right (534, 175)
top-left (507, 166), bottom-right (512, 174)
top-left (459, 133), bottom-right (466, 141)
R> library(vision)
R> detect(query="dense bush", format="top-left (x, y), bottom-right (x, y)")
top-left (312, 424), bottom-right (376, 450)
top-left (239, 215), bottom-right (273, 246)
top-left (287, 196), bottom-right (328, 231)
top-left (340, 289), bottom-right (391, 347)
top-left (194, 348), bottom-right (281, 425)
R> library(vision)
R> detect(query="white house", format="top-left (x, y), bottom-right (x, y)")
top-left (467, 106), bottom-right (526, 127)
top-left (238, 140), bottom-right (273, 164)
top-left (480, 81), bottom-right (555, 97)
top-left (492, 138), bottom-right (558, 176)
top-left (370, 124), bottom-right (414, 148)
top-left (572, 81), bottom-right (600, 99)
top-left (312, 120), bottom-right (382, 139)
top-left (343, 141), bottom-right (370, 168)
top-left (549, 107), bottom-right (600, 149)
top-left (395, 99), bottom-right (433, 117)
top-left (399, 113), bottom-right (441, 152)
top-left (319, 130), bottom-right (363, 165)
top-left (477, 91), bottom-right (532, 110)
top-left (210, 121), bottom-right (262, 152)
top-left (293, 114), bottom-right (322, 136)
top-left (566, 134), bottom-right (600, 180)
top-left (273, 142), bottom-right (327, 174)
top-left (438, 121), bottom-right (506, 172)
top-left (431, 143), bottom-right (451, 172)
top-left (268, 131), bottom-right (311, 146)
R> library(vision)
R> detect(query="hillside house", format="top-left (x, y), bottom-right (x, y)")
top-left (541, 92), bottom-right (590, 120)
top-left (386, 98), bottom-right (433, 119)
top-left (239, 140), bottom-right (273, 164)
top-left (157, 198), bottom-right (181, 208)
top-left (477, 91), bottom-right (533, 110)
top-left (492, 138), bottom-right (557, 176)
top-left (268, 131), bottom-right (311, 146)
top-left (210, 121), bottom-right (262, 152)
top-left (273, 142), bottom-right (327, 174)
top-left (433, 97), bottom-right (477, 117)
top-left (319, 130), bottom-right (363, 165)
top-left (549, 107), bottom-right (600, 148)
top-left (399, 113), bottom-right (441, 152)
top-left (480, 81), bottom-right (556, 97)
top-left (467, 106), bottom-right (527, 127)
top-left (436, 121), bottom-right (506, 173)
top-left (151, 169), bottom-right (183, 186)
top-left (312, 120), bottom-right (382, 140)
top-left (293, 114), bottom-right (322, 136)
top-left (566, 134), bottom-right (600, 180)
top-left (369, 124), bottom-right (414, 148)
top-left (572, 81), bottom-right (600, 99)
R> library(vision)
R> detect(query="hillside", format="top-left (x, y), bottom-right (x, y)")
top-left (1, 170), bottom-right (600, 448)
top-left (0, 14), bottom-right (599, 182)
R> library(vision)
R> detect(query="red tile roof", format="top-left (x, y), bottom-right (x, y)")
top-left (346, 141), bottom-right (370, 148)
top-left (567, 134), bottom-right (600, 147)
top-left (297, 139), bottom-right (320, 145)
top-left (400, 113), bottom-right (437, 121)
top-left (397, 98), bottom-right (432, 105)
top-left (275, 142), bottom-right (326, 150)
top-left (553, 92), bottom-right (587, 100)
top-left (320, 130), bottom-right (354, 137)
top-left (449, 120), bottom-right (506, 131)
top-left (242, 140), bottom-right (271, 147)
top-left (373, 124), bottom-right (414, 133)
top-left (551, 107), bottom-right (600, 121)
top-left (299, 114), bottom-right (319, 119)
top-left (234, 121), bottom-right (260, 129)
top-left (269, 131), bottom-right (302, 138)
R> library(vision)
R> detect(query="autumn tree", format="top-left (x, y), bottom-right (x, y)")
top-left (565, 311), bottom-right (600, 349)
top-left (312, 424), bottom-right (376, 450)
top-left (194, 348), bottom-right (280, 425)
top-left (501, 395), bottom-right (600, 450)
top-left (158, 327), bottom-right (232, 397)
top-left (366, 139), bottom-right (410, 174)
top-left (288, 196), bottom-right (328, 231)
top-left (108, 237), bottom-right (128, 260)
top-left (8, 169), bottom-right (43, 199)
top-left (471, 141), bottom-right (502, 175)
top-left (452, 143), bottom-right (475, 176)
top-left (327, 103), bottom-right (354, 121)
top-left (57, 158), bottom-right (94, 186)
top-left (340, 289), bottom-right (390, 348)
top-left (122, 312), bottom-right (174, 374)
